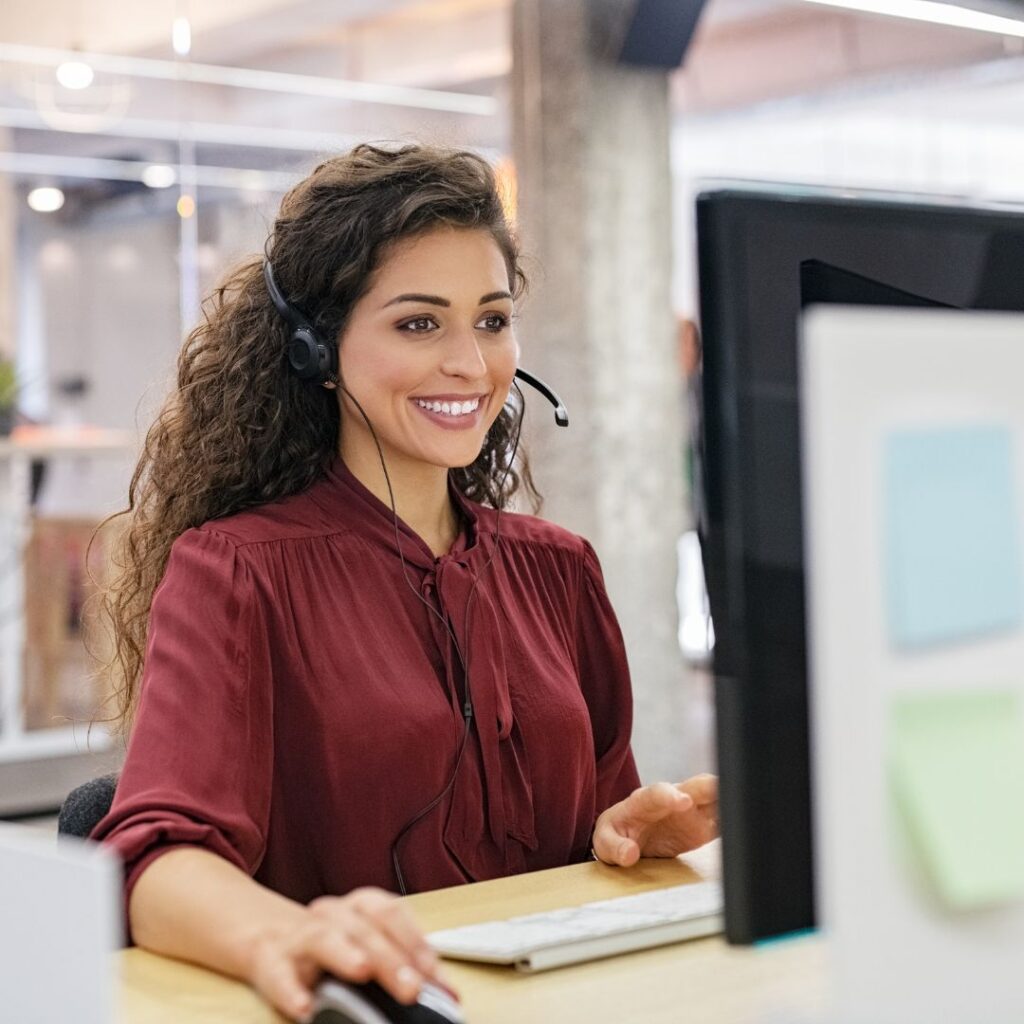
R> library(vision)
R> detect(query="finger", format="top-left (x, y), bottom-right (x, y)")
top-left (251, 924), bottom-right (370, 1024)
top-left (616, 837), bottom-right (641, 867)
top-left (690, 801), bottom-right (719, 845)
top-left (676, 774), bottom-right (717, 806)
top-left (592, 818), bottom-right (644, 866)
top-left (252, 951), bottom-right (316, 1023)
top-left (348, 889), bottom-right (442, 982)
top-left (631, 782), bottom-right (692, 818)
top-left (334, 909), bottom-right (425, 1004)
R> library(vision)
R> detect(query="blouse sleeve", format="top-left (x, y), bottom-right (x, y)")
top-left (575, 539), bottom-right (642, 817)
top-left (90, 527), bottom-right (273, 931)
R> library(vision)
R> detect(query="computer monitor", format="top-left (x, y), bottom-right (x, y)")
top-left (695, 185), bottom-right (1024, 944)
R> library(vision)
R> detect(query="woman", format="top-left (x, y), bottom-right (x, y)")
top-left (92, 142), bottom-right (718, 1021)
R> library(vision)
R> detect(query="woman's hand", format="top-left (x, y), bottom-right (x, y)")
top-left (592, 774), bottom-right (719, 867)
top-left (245, 886), bottom-right (450, 1022)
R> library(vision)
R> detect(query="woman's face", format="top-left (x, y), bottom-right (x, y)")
top-left (336, 226), bottom-right (519, 474)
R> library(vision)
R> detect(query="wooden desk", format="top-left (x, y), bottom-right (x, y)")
top-left (119, 843), bottom-right (826, 1023)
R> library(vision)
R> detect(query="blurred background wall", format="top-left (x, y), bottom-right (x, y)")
top-left (3, 0), bottom-right (1024, 817)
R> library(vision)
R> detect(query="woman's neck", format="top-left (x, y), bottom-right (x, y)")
top-left (340, 442), bottom-right (460, 558)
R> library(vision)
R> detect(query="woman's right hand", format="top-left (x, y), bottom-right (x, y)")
top-left (245, 886), bottom-right (451, 1022)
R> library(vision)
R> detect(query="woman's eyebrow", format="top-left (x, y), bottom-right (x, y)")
top-left (384, 293), bottom-right (449, 308)
top-left (382, 290), bottom-right (512, 309)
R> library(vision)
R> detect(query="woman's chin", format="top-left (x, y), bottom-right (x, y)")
top-left (407, 441), bottom-right (485, 472)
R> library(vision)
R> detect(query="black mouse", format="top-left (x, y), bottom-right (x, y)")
top-left (309, 975), bottom-right (466, 1024)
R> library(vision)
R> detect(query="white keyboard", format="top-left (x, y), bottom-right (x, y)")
top-left (427, 880), bottom-right (723, 973)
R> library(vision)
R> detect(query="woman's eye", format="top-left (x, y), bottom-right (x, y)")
top-left (400, 316), bottom-right (437, 333)
top-left (479, 313), bottom-right (509, 332)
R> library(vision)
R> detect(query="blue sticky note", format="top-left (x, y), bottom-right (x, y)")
top-left (884, 425), bottom-right (1022, 649)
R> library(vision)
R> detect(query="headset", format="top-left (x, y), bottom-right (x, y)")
top-left (262, 260), bottom-right (569, 426)
top-left (262, 260), bottom-right (341, 388)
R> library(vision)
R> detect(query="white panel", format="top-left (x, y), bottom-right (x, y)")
top-left (0, 824), bottom-right (121, 1024)
top-left (800, 306), bottom-right (1024, 1024)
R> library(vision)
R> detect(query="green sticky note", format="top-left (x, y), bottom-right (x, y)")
top-left (889, 690), bottom-right (1024, 910)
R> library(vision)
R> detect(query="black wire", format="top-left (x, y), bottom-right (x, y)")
top-left (339, 382), bottom-right (526, 895)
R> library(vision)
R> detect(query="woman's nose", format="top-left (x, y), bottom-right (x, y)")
top-left (441, 326), bottom-right (488, 378)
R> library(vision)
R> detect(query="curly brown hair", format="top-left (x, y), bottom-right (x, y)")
top-left (97, 142), bottom-right (540, 737)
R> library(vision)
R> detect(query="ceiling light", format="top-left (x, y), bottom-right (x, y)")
top-left (27, 186), bottom-right (65, 212)
top-left (142, 163), bottom-right (177, 188)
top-left (799, 0), bottom-right (1024, 38)
top-left (172, 17), bottom-right (192, 57)
top-left (2, 42), bottom-right (496, 115)
top-left (176, 194), bottom-right (196, 218)
top-left (39, 239), bottom-right (75, 271)
top-left (55, 61), bottom-right (94, 89)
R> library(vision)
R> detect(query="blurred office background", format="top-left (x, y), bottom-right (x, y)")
top-left (2, 0), bottom-right (1024, 823)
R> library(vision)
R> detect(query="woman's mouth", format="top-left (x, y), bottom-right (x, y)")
top-left (410, 394), bottom-right (487, 431)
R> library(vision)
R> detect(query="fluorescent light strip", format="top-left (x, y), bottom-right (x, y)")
top-left (0, 151), bottom-right (300, 192)
top-left (0, 42), bottom-right (498, 116)
top-left (800, 0), bottom-right (1024, 37)
top-left (0, 107), bottom-right (502, 166)
top-left (0, 104), bottom-right (355, 153)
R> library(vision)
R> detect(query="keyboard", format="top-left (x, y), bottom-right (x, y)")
top-left (426, 880), bottom-right (723, 973)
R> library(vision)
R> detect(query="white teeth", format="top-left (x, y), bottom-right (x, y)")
top-left (415, 397), bottom-right (481, 417)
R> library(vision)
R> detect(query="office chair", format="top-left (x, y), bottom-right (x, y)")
top-left (57, 773), bottom-right (118, 840)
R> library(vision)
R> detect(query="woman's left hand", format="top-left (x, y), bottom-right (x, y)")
top-left (591, 774), bottom-right (718, 867)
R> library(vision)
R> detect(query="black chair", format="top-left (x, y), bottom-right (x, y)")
top-left (57, 772), bottom-right (118, 840)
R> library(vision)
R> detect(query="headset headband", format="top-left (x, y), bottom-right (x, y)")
top-left (263, 261), bottom-right (309, 332)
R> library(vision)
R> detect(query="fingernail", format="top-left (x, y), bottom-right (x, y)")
top-left (397, 965), bottom-right (422, 999)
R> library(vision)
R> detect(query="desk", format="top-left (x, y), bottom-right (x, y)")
top-left (119, 844), bottom-right (826, 1023)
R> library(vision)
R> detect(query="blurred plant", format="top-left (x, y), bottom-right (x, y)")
top-left (0, 356), bottom-right (17, 435)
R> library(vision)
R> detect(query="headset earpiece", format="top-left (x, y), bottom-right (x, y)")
top-left (263, 260), bottom-right (339, 386)
top-left (287, 326), bottom-right (336, 385)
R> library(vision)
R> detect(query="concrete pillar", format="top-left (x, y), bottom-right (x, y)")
top-left (510, 0), bottom-right (692, 784)
top-left (0, 129), bottom-right (15, 362)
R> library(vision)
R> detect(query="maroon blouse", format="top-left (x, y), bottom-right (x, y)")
top-left (92, 457), bottom-right (640, 919)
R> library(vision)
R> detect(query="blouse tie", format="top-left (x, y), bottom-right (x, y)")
top-left (430, 553), bottom-right (538, 879)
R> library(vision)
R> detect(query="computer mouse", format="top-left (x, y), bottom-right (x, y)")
top-left (309, 975), bottom-right (466, 1024)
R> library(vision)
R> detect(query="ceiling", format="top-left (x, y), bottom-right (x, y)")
top-left (1, 0), bottom-right (1023, 193)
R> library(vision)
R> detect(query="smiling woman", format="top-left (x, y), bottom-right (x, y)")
top-left (87, 141), bottom-right (716, 1023)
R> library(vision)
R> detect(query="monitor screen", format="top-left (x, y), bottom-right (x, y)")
top-left (695, 186), bottom-right (1024, 943)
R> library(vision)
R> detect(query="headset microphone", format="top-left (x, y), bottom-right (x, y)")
top-left (513, 368), bottom-right (568, 427)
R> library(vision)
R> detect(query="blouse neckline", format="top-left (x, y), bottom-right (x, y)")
top-left (321, 455), bottom-right (485, 570)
